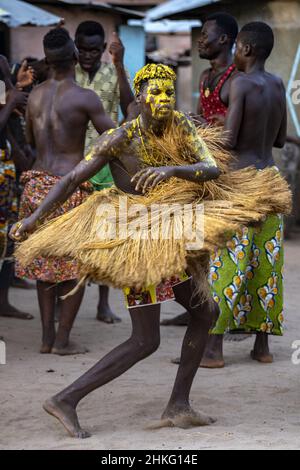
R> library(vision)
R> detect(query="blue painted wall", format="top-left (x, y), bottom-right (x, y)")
top-left (119, 25), bottom-right (145, 85)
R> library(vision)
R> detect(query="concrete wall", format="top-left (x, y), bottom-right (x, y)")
top-left (9, 5), bottom-right (123, 63)
top-left (191, 0), bottom-right (300, 138)
top-left (177, 64), bottom-right (192, 112)
top-left (156, 33), bottom-right (190, 55)
top-left (152, 33), bottom-right (192, 112)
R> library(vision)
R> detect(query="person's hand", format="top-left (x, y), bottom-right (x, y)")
top-left (131, 167), bottom-right (174, 193)
top-left (6, 88), bottom-right (28, 109)
top-left (9, 217), bottom-right (36, 242)
top-left (210, 113), bottom-right (225, 126)
top-left (57, 18), bottom-right (65, 28)
top-left (188, 112), bottom-right (207, 125)
top-left (109, 32), bottom-right (124, 66)
top-left (16, 60), bottom-right (35, 89)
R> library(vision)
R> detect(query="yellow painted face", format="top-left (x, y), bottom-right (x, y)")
top-left (142, 79), bottom-right (176, 120)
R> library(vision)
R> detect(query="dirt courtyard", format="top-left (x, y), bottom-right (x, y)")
top-left (1, 239), bottom-right (300, 450)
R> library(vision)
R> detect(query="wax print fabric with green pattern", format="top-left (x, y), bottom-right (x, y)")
top-left (209, 214), bottom-right (284, 336)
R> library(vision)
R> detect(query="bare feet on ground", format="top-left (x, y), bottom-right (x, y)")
top-left (160, 312), bottom-right (189, 326)
top-left (251, 333), bottom-right (273, 363)
top-left (43, 397), bottom-right (91, 438)
top-left (0, 304), bottom-right (34, 320)
top-left (96, 306), bottom-right (121, 324)
top-left (146, 405), bottom-right (216, 430)
top-left (199, 356), bottom-right (225, 368)
top-left (10, 277), bottom-right (35, 289)
top-left (250, 350), bottom-right (273, 363)
top-left (172, 355), bottom-right (225, 368)
top-left (51, 341), bottom-right (89, 356)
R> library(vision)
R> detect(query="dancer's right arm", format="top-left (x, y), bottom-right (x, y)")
top-left (10, 128), bottom-right (124, 241)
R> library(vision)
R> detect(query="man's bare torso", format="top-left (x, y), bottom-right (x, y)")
top-left (29, 78), bottom-right (91, 176)
top-left (107, 122), bottom-right (148, 194)
top-left (229, 71), bottom-right (286, 169)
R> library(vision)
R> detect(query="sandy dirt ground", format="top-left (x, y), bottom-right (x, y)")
top-left (1, 238), bottom-right (300, 450)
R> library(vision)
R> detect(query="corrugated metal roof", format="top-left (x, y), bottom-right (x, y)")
top-left (0, 0), bottom-right (60, 27)
top-left (129, 19), bottom-right (201, 33)
top-left (147, 0), bottom-right (221, 21)
top-left (29, 1), bottom-right (145, 19)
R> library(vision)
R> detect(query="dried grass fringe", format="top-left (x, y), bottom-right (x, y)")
top-left (15, 125), bottom-right (292, 299)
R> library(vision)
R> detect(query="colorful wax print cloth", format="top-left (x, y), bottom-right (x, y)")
top-left (0, 148), bottom-right (17, 266)
top-left (15, 170), bottom-right (93, 283)
top-left (123, 273), bottom-right (191, 309)
top-left (209, 214), bottom-right (284, 336)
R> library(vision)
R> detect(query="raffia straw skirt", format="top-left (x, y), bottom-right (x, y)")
top-left (15, 164), bottom-right (291, 301)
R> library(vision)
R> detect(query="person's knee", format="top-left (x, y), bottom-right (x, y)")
top-left (132, 334), bottom-right (160, 359)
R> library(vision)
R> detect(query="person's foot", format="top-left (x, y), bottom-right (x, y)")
top-left (250, 349), bottom-right (273, 363)
top-left (10, 277), bottom-right (35, 290)
top-left (161, 312), bottom-right (189, 326)
top-left (172, 356), bottom-right (225, 368)
top-left (96, 305), bottom-right (121, 324)
top-left (0, 304), bottom-right (34, 320)
top-left (40, 330), bottom-right (55, 354)
top-left (251, 332), bottom-right (273, 363)
top-left (171, 357), bottom-right (181, 365)
top-left (43, 397), bottom-right (91, 438)
top-left (199, 357), bottom-right (225, 368)
top-left (146, 405), bottom-right (216, 429)
top-left (40, 344), bottom-right (53, 354)
top-left (51, 341), bottom-right (89, 356)
top-left (199, 334), bottom-right (225, 369)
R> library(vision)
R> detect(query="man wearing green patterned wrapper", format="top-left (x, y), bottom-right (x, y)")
top-left (75, 21), bottom-right (134, 323)
top-left (198, 22), bottom-right (287, 368)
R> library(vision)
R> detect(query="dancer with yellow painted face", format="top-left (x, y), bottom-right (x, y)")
top-left (10, 64), bottom-right (222, 437)
top-left (10, 64), bottom-right (290, 438)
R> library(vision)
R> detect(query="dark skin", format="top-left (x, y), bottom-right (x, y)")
top-left (17, 48), bottom-right (115, 355)
top-left (75, 32), bottom-right (134, 118)
top-left (76, 30), bottom-right (134, 323)
top-left (196, 19), bottom-right (236, 121)
top-left (225, 34), bottom-right (287, 169)
top-left (200, 32), bottom-right (287, 368)
top-left (11, 78), bottom-right (220, 437)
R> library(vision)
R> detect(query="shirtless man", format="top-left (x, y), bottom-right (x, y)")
top-left (162, 13), bottom-right (238, 327)
top-left (11, 63), bottom-right (219, 437)
top-left (14, 27), bottom-right (115, 355)
top-left (202, 21), bottom-right (287, 367)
